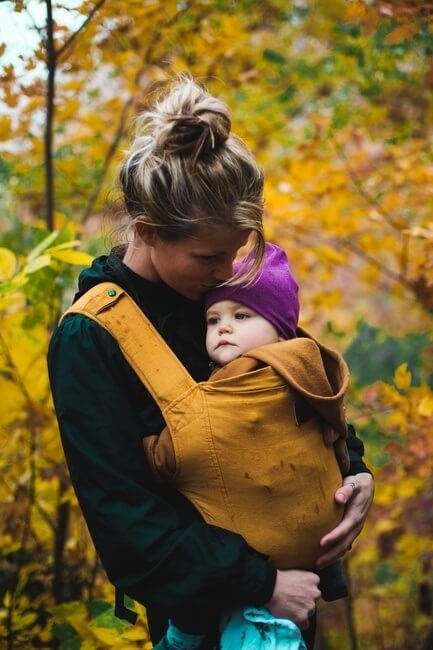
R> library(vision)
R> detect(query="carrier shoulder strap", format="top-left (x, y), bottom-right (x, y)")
top-left (61, 282), bottom-right (196, 410)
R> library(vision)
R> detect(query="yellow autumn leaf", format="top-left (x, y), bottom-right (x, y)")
top-left (0, 115), bottom-right (12, 141)
top-left (318, 246), bottom-right (347, 265)
top-left (397, 475), bottom-right (424, 499)
top-left (79, 640), bottom-right (99, 650)
top-left (49, 249), bottom-right (94, 265)
top-left (374, 518), bottom-right (400, 534)
top-left (50, 600), bottom-right (88, 625)
top-left (384, 23), bottom-right (419, 45)
top-left (394, 363), bottom-right (411, 390)
top-left (343, 0), bottom-right (367, 23)
top-left (418, 394), bottom-right (433, 417)
top-left (45, 241), bottom-right (81, 253)
top-left (362, 6), bottom-right (381, 37)
top-left (121, 626), bottom-right (148, 641)
top-left (91, 626), bottom-right (121, 646)
top-left (396, 532), bottom-right (433, 559)
top-left (54, 211), bottom-right (81, 230)
top-left (0, 248), bottom-right (17, 281)
top-left (0, 292), bottom-right (25, 312)
top-left (358, 265), bottom-right (381, 283)
top-left (2, 592), bottom-right (11, 609)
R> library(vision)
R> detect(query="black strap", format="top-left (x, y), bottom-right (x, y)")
top-left (115, 588), bottom-right (138, 624)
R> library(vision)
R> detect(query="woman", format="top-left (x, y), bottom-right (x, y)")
top-left (48, 76), bottom-right (374, 649)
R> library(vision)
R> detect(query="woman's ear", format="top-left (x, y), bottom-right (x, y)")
top-left (135, 219), bottom-right (158, 246)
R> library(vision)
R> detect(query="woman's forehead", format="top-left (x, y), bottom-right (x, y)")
top-left (190, 225), bottom-right (250, 252)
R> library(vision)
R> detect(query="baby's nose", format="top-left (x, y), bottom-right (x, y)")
top-left (219, 322), bottom-right (232, 333)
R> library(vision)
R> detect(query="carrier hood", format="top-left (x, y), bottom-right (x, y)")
top-left (244, 327), bottom-right (350, 439)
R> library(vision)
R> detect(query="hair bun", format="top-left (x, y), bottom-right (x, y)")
top-left (161, 112), bottom-right (229, 160)
top-left (150, 78), bottom-right (231, 164)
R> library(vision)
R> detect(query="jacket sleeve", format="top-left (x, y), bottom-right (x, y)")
top-left (345, 423), bottom-right (372, 477)
top-left (47, 315), bottom-right (276, 611)
top-left (142, 429), bottom-right (177, 482)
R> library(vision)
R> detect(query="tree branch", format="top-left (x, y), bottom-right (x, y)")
top-left (55, 0), bottom-right (107, 62)
top-left (280, 221), bottom-right (413, 296)
top-left (334, 140), bottom-right (405, 233)
top-left (81, 95), bottom-right (135, 223)
top-left (25, 7), bottom-right (45, 37)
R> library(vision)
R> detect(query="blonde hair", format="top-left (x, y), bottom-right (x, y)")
top-left (119, 75), bottom-right (265, 282)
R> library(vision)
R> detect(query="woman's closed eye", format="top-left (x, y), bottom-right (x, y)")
top-left (196, 254), bottom-right (219, 263)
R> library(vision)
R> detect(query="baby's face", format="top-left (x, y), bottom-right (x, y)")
top-left (206, 300), bottom-right (281, 366)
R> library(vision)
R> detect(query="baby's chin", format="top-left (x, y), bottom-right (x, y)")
top-left (210, 345), bottom-right (241, 367)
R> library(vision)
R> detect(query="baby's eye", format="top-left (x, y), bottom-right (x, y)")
top-left (207, 316), bottom-right (219, 325)
top-left (235, 312), bottom-right (250, 320)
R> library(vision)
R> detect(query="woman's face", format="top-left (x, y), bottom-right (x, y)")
top-left (148, 225), bottom-right (251, 300)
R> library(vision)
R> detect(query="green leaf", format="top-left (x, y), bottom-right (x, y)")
top-left (59, 640), bottom-right (81, 650)
top-left (51, 601), bottom-right (87, 619)
top-left (90, 607), bottom-right (128, 632)
top-left (26, 231), bottom-right (59, 263)
top-left (263, 48), bottom-right (286, 64)
top-left (21, 255), bottom-right (52, 275)
top-left (374, 561), bottom-right (399, 585)
top-left (345, 321), bottom-right (432, 387)
top-left (52, 622), bottom-right (77, 641)
top-left (87, 600), bottom-right (112, 620)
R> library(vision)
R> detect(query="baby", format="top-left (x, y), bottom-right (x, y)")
top-left (145, 243), bottom-right (350, 650)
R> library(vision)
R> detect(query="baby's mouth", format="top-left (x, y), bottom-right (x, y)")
top-left (216, 340), bottom-right (234, 349)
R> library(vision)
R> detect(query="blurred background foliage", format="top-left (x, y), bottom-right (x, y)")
top-left (0, 0), bottom-right (433, 648)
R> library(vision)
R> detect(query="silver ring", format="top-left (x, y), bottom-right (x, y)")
top-left (348, 480), bottom-right (357, 490)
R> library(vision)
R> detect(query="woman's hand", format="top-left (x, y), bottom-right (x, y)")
top-left (265, 569), bottom-right (321, 630)
top-left (316, 472), bottom-right (374, 569)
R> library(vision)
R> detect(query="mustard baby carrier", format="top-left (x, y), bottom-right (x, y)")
top-left (64, 282), bottom-right (349, 569)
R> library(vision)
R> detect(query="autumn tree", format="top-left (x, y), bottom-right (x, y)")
top-left (1, 0), bottom-right (433, 647)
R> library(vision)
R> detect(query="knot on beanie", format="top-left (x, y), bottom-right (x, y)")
top-left (205, 243), bottom-right (299, 339)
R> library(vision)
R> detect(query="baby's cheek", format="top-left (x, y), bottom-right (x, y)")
top-left (205, 334), bottom-right (215, 356)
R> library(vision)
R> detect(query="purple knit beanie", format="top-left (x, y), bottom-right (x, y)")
top-left (205, 243), bottom-right (299, 339)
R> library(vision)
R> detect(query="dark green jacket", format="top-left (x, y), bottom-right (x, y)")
top-left (48, 252), bottom-right (369, 623)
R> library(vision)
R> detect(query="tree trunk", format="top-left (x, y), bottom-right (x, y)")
top-left (45, 0), bottom-right (56, 231)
